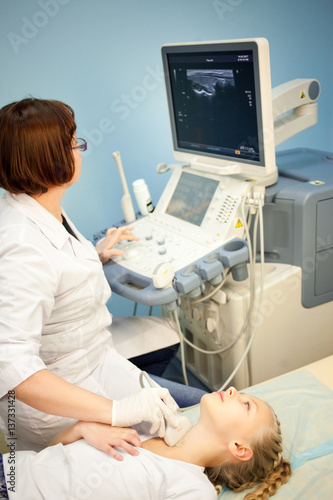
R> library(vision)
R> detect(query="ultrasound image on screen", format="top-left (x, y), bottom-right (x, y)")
top-left (187, 69), bottom-right (235, 96)
top-left (167, 52), bottom-right (259, 162)
top-left (165, 172), bottom-right (218, 226)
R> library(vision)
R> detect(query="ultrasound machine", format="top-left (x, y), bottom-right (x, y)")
top-left (98, 38), bottom-right (333, 391)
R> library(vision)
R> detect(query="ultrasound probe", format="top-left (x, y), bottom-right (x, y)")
top-left (139, 371), bottom-right (193, 446)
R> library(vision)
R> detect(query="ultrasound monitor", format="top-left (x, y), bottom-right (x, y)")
top-left (161, 38), bottom-right (278, 186)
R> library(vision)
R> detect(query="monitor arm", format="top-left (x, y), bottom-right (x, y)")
top-left (273, 79), bottom-right (320, 146)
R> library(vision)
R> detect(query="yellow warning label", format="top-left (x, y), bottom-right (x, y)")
top-left (235, 219), bottom-right (243, 229)
top-left (301, 91), bottom-right (306, 99)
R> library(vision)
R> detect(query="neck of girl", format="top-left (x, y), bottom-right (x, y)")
top-left (142, 422), bottom-right (229, 469)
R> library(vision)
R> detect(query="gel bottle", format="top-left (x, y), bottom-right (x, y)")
top-left (132, 179), bottom-right (154, 215)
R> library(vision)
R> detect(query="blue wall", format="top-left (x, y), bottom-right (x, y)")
top-left (1, 0), bottom-right (332, 315)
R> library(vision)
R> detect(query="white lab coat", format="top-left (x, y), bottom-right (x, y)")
top-left (0, 192), bottom-right (143, 451)
top-left (3, 437), bottom-right (217, 500)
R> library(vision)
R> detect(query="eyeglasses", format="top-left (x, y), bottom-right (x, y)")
top-left (72, 138), bottom-right (87, 152)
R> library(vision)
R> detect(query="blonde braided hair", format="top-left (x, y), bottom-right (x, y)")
top-left (205, 404), bottom-right (292, 499)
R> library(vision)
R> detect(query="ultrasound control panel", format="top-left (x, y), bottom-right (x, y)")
top-left (113, 170), bottom-right (248, 274)
top-left (99, 166), bottom-right (251, 307)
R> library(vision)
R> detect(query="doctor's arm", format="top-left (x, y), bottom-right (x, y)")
top-left (14, 368), bottom-right (114, 424)
top-left (14, 368), bottom-right (179, 437)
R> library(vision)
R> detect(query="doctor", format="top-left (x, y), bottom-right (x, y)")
top-left (0, 97), bottom-right (182, 455)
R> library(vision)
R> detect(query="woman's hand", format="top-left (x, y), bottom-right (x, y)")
top-left (49, 421), bottom-right (142, 461)
top-left (95, 226), bottom-right (139, 264)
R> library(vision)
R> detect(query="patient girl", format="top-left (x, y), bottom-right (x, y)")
top-left (2, 388), bottom-right (291, 499)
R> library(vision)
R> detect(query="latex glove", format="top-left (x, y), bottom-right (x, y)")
top-left (112, 388), bottom-right (180, 437)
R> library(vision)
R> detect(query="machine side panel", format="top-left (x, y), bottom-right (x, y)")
top-left (295, 189), bottom-right (333, 307)
top-left (315, 198), bottom-right (333, 297)
top-left (315, 250), bottom-right (333, 296)
top-left (260, 200), bottom-right (294, 264)
top-left (316, 198), bottom-right (333, 251)
top-left (263, 149), bottom-right (333, 308)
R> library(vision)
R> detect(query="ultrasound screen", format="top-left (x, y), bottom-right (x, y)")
top-left (165, 172), bottom-right (218, 226)
top-left (166, 51), bottom-right (260, 162)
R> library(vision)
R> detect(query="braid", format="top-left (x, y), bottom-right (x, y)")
top-left (243, 460), bottom-right (292, 500)
top-left (205, 404), bottom-right (292, 499)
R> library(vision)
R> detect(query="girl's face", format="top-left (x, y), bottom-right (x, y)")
top-left (200, 387), bottom-right (272, 446)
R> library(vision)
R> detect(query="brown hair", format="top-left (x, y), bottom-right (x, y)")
top-left (205, 405), bottom-right (292, 499)
top-left (0, 97), bottom-right (77, 195)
